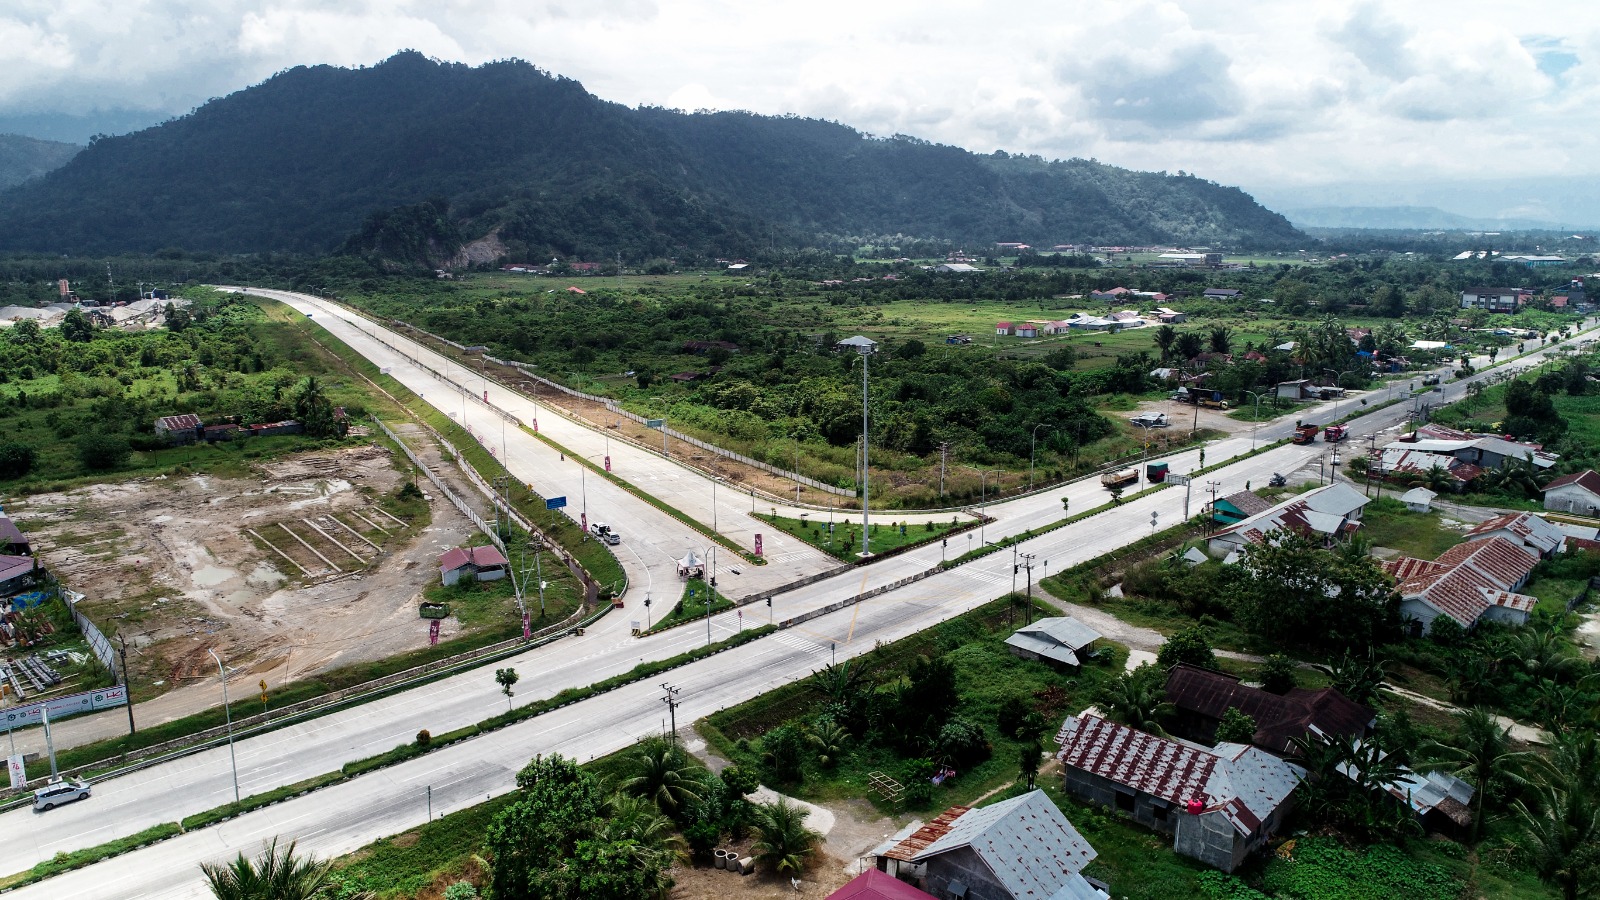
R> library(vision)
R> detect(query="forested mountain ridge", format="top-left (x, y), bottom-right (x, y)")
top-left (0, 134), bottom-right (80, 189)
top-left (0, 52), bottom-right (1303, 259)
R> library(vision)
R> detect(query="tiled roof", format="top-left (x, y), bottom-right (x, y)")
top-left (1387, 536), bottom-right (1539, 627)
top-left (825, 870), bottom-right (937, 900)
top-left (1055, 714), bottom-right (1303, 835)
top-left (1546, 469), bottom-right (1600, 497)
top-left (438, 545), bottom-right (509, 573)
top-left (1213, 483), bottom-right (1368, 544)
top-left (1164, 665), bottom-right (1373, 753)
top-left (1466, 512), bottom-right (1565, 556)
top-left (882, 791), bottom-right (1101, 900)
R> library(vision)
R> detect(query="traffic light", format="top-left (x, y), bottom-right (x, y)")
top-left (765, 596), bottom-right (772, 607)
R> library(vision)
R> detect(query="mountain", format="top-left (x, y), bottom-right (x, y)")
top-left (0, 52), bottom-right (1304, 259)
top-left (0, 134), bottom-right (80, 189)
top-left (1282, 205), bottom-right (1573, 231)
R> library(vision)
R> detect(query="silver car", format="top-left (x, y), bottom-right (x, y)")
top-left (33, 778), bottom-right (91, 811)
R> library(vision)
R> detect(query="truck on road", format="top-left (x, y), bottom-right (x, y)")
top-left (1101, 468), bottom-right (1139, 489)
top-left (1323, 424), bottom-right (1349, 442)
top-left (1292, 423), bottom-right (1321, 445)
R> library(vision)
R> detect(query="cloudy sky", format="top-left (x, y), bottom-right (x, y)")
top-left (2, 1), bottom-right (1596, 219)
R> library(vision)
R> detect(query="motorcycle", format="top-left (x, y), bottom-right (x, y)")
top-left (1268, 473), bottom-right (1287, 488)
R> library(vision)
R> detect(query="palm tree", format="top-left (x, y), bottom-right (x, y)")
top-left (1095, 667), bottom-right (1173, 735)
top-left (1511, 788), bottom-right (1597, 900)
top-left (201, 838), bottom-right (332, 900)
top-left (1152, 325), bottom-right (1178, 362)
top-left (751, 797), bottom-right (822, 875)
top-left (1506, 621), bottom-right (1585, 683)
top-left (1208, 325), bottom-right (1233, 355)
top-left (1315, 649), bottom-right (1391, 706)
top-left (1426, 707), bottom-right (1535, 843)
top-left (807, 720), bottom-right (850, 768)
top-left (620, 738), bottom-right (704, 818)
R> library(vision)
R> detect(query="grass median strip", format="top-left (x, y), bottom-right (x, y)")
top-left (0, 822), bottom-right (185, 891)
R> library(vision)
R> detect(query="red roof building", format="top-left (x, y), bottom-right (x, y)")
top-left (1545, 469), bottom-right (1600, 517)
top-left (438, 545), bottom-right (510, 586)
top-left (1385, 536), bottom-right (1539, 634)
top-left (826, 870), bottom-right (937, 900)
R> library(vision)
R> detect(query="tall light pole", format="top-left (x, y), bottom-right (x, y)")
top-left (1029, 424), bottom-right (1055, 491)
top-left (854, 341), bottom-right (875, 557)
top-left (1243, 390), bottom-right (1264, 450)
top-left (1323, 368), bottom-right (1351, 419)
top-left (963, 466), bottom-right (988, 545)
top-left (206, 648), bottom-right (240, 805)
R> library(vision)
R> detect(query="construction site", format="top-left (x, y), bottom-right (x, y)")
top-left (1, 431), bottom-right (490, 736)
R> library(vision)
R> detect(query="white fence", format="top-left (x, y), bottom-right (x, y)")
top-left (63, 590), bottom-right (117, 676)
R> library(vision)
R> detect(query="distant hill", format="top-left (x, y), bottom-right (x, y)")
top-left (1283, 204), bottom-right (1572, 232)
top-left (0, 52), bottom-right (1303, 260)
top-left (0, 134), bottom-right (80, 189)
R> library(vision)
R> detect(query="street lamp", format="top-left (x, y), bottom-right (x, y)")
top-left (1030, 424), bottom-right (1055, 491)
top-left (853, 341), bottom-right (876, 558)
top-left (206, 648), bottom-right (240, 805)
top-left (1323, 368), bottom-right (1351, 419)
top-left (1243, 390), bottom-right (1264, 450)
top-left (963, 466), bottom-right (989, 545)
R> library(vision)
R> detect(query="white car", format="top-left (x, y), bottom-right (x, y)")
top-left (589, 522), bottom-right (621, 545)
top-left (34, 778), bottom-right (91, 811)
top-left (1129, 413), bottom-right (1171, 428)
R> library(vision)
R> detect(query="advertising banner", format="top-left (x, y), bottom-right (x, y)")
top-left (0, 685), bottom-right (127, 731)
top-left (6, 755), bottom-right (23, 790)
top-left (754, 534), bottom-right (763, 556)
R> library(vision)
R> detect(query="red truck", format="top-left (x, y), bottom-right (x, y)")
top-left (1292, 423), bottom-right (1320, 445)
top-left (1323, 424), bottom-right (1349, 442)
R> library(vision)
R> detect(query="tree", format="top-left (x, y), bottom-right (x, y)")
top-left (77, 431), bottom-right (131, 471)
top-left (806, 720), bottom-right (850, 769)
top-left (750, 797), bottom-right (822, 875)
top-left (7, 318), bottom-right (41, 345)
top-left (1152, 325), bottom-right (1177, 362)
top-left (1208, 325), bottom-right (1233, 355)
top-left (289, 376), bottom-right (339, 437)
top-left (1316, 649), bottom-right (1391, 706)
top-left (1155, 625), bottom-right (1217, 671)
top-left (1426, 707), bottom-right (1534, 843)
top-left (1227, 530), bottom-right (1399, 652)
top-left (495, 667), bottom-right (519, 711)
top-left (1259, 653), bottom-right (1298, 694)
top-left (1174, 331), bottom-right (1204, 361)
top-left (200, 838), bottom-right (332, 900)
top-left (0, 441), bottom-right (36, 479)
top-left (620, 737), bottom-right (704, 818)
top-left (1215, 708), bottom-right (1257, 744)
top-left (761, 724), bottom-right (807, 783)
top-left (1019, 739), bottom-right (1043, 790)
top-left (59, 308), bottom-right (94, 342)
top-left (720, 764), bottom-right (758, 798)
top-left (1095, 664), bottom-right (1173, 735)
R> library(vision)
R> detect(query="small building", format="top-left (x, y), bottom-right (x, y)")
top-left (1154, 307), bottom-right (1187, 323)
top-left (1274, 380), bottom-right (1310, 401)
top-left (203, 423), bottom-right (244, 443)
top-left (837, 335), bottom-right (879, 353)
top-left (248, 420), bottom-right (305, 438)
top-left (936, 263), bottom-right (983, 274)
top-left (995, 322), bottom-right (1013, 336)
top-left (872, 790), bottom-right (1108, 900)
top-left (154, 413), bottom-right (204, 445)
top-left (1459, 287), bottom-right (1520, 313)
top-left (1209, 482), bottom-right (1370, 557)
top-left (1210, 491), bottom-right (1272, 527)
top-left (1385, 536), bottom-right (1540, 635)
top-left (1055, 713), bottom-right (1303, 873)
top-left (826, 870), bottom-right (937, 900)
top-left (438, 545), bottom-right (510, 586)
top-left (1400, 488), bottom-right (1437, 513)
top-left (1464, 511), bottom-right (1566, 558)
top-left (0, 554), bottom-right (40, 597)
top-left (1544, 470), bottom-right (1600, 517)
top-left (0, 517), bottom-right (30, 556)
top-left (1014, 323), bottom-right (1038, 338)
top-left (1164, 664), bottom-right (1374, 754)
top-left (1005, 617), bottom-right (1101, 670)
top-left (1202, 288), bottom-right (1241, 299)
top-left (683, 340), bottom-right (741, 354)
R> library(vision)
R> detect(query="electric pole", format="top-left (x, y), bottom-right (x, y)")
top-left (661, 683), bottom-right (681, 744)
top-left (1205, 481), bottom-right (1222, 536)
top-left (116, 633), bottom-right (136, 735)
top-left (1019, 552), bottom-right (1036, 625)
top-left (938, 442), bottom-right (950, 499)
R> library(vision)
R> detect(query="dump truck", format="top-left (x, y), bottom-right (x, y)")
top-left (1323, 424), bottom-right (1349, 443)
top-left (1172, 387), bottom-right (1230, 409)
top-left (1101, 468), bottom-right (1139, 489)
top-left (1292, 423), bottom-right (1320, 445)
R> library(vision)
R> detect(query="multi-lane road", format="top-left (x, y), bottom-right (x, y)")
top-left (3, 294), bottom-right (1593, 897)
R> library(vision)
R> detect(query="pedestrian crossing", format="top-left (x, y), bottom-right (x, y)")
top-left (773, 632), bottom-right (825, 654)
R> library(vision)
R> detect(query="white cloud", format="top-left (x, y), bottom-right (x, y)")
top-left (0, 0), bottom-right (1596, 198)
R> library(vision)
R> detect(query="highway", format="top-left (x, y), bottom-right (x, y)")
top-left (2, 296), bottom-right (1592, 896)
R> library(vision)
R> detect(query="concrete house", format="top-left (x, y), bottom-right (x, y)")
top-left (1400, 488), bottom-right (1437, 513)
top-left (1385, 537), bottom-right (1540, 635)
top-left (995, 322), bottom-right (1013, 336)
top-left (1004, 617), bottom-right (1101, 670)
top-left (1163, 664), bottom-right (1374, 754)
top-left (873, 790), bottom-right (1109, 900)
top-left (1208, 482), bottom-right (1369, 558)
top-left (438, 545), bottom-right (510, 586)
top-left (1464, 512), bottom-right (1566, 558)
top-left (1055, 713), bottom-right (1303, 873)
top-left (1210, 491), bottom-right (1272, 527)
top-left (1544, 470), bottom-right (1600, 517)
top-left (1014, 323), bottom-right (1039, 338)
top-left (1459, 287), bottom-right (1520, 313)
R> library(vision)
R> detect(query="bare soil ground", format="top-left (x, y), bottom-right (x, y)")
top-left (1131, 397), bottom-right (1253, 436)
top-left (6, 433), bottom-right (477, 732)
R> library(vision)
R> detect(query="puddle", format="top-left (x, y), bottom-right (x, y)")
top-left (192, 564), bottom-right (237, 587)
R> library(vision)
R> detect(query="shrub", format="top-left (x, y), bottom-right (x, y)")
top-left (761, 724), bottom-right (807, 784)
top-left (1259, 654), bottom-right (1297, 694)
top-left (1156, 625), bottom-right (1217, 671)
top-left (935, 716), bottom-right (990, 767)
top-left (443, 882), bottom-right (479, 900)
top-left (415, 729), bottom-right (431, 746)
top-left (0, 440), bottom-right (36, 479)
top-left (1215, 708), bottom-right (1257, 744)
top-left (76, 431), bottom-right (131, 471)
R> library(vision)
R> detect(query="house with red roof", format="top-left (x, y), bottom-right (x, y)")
top-left (1384, 536), bottom-right (1540, 635)
top-left (826, 870), bottom-right (936, 900)
top-left (995, 322), bottom-right (1013, 336)
top-left (438, 545), bottom-right (510, 586)
top-left (1208, 482), bottom-right (1369, 559)
top-left (1545, 469), bottom-right (1600, 517)
top-left (1055, 713), bottom-right (1303, 872)
top-left (1464, 512), bottom-right (1566, 558)
top-left (1164, 664), bottom-right (1374, 754)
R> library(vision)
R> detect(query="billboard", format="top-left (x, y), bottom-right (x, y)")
top-left (0, 685), bottom-right (127, 731)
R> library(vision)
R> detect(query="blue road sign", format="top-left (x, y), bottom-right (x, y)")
top-left (546, 496), bottom-right (568, 510)
top-left (645, 418), bottom-right (665, 429)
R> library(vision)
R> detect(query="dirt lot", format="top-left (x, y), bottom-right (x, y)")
top-left (6, 433), bottom-right (477, 731)
top-left (1130, 396), bottom-right (1253, 436)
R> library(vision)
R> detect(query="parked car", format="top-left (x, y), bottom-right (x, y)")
top-left (1129, 412), bottom-right (1171, 428)
top-left (589, 522), bottom-right (621, 545)
top-left (34, 778), bottom-right (91, 811)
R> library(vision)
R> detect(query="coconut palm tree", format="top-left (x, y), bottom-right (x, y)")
top-left (1208, 325), bottom-right (1233, 355)
top-left (1152, 325), bottom-right (1178, 362)
top-left (1095, 666), bottom-right (1173, 735)
top-left (1426, 707), bottom-right (1535, 843)
top-left (201, 838), bottom-right (332, 900)
top-left (1315, 649), bottom-right (1391, 707)
top-left (807, 720), bottom-right (850, 768)
top-left (751, 797), bottom-right (822, 875)
top-left (1510, 735), bottom-right (1600, 900)
top-left (620, 738), bottom-right (704, 819)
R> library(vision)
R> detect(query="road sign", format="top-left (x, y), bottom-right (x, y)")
top-left (1166, 473), bottom-right (1192, 486)
top-left (645, 418), bottom-right (665, 429)
top-left (545, 496), bottom-right (568, 510)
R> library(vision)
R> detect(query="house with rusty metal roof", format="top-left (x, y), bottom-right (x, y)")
top-left (1054, 712), bottom-right (1303, 873)
top-left (1384, 536), bottom-right (1540, 635)
top-left (1208, 482), bottom-right (1369, 558)
top-left (1004, 617), bottom-right (1102, 670)
top-left (870, 790), bottom-right (1108, 900)
top-left (1163, 664), bottom-right (1374, 754)
top-left (1545, 469), bottom-right (1600, 517)
top-left (1464, 511), bottom-right (1566, 558)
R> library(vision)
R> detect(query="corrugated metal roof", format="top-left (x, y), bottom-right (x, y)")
top-left (155, 413), bottom-right (203, 432)
top-left (825, 870), bottom-right (938, 900)
top-left (1006, 632), bottom-right (1081, 667)
top-left (1164, 665), bottom-right (1373, 753)
top-left (1546, 469), bottom-right (1600, 498)
top-left (1013, 617), bottom-right (1102, 651)
top-left (1467, 512), bottom-right (1564, 556)
top-left (1212, 483), bottom-right (1368, 544)
top-left (883, 790), bottom-right (1101, 900)
top-left (1056, 714), bottom-right (1302, 836)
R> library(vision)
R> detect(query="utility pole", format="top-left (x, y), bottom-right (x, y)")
top-left (1019, 552), bottom-right (1036, 625)
top-left (116, 633), bottom-right (136, 735)
top-left (1205, 481), bottom-right (1222, 537)
top-left (938, 442), bottom-right (949, 499)
top-left (661, 683), bottom-right (681, 744)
